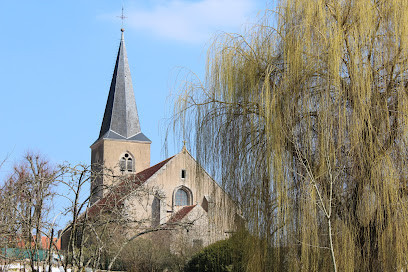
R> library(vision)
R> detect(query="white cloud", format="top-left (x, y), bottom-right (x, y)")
top-left (126, 0), bottom-right (258, 43)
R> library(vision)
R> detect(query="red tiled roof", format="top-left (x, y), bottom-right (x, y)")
top-left (16, 236), bottom-right (61, 250)
top-left (132, 156), bottom-right (174, 183)
top-left (87, 156), bottom-right (174, 217)
top-left (167, 205), bottom-right (196, 224)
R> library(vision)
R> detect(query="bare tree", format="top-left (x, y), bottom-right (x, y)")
top-left (58, 165), bottom-right (198, 272)
top-left (57, 163), bottom-right (92, 271)
top-left (0, 179), bottom-right (20, 269)
top-left (1, 152), bottom-right (62, 271)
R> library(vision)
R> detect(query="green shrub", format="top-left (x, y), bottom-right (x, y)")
top-left (184, 232), bottom-right (246, 272)
top-left (185, 231), bottom-right (289, 272)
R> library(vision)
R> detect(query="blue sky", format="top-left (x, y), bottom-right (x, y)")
top-left (0, 0), bottom-right (271, 180)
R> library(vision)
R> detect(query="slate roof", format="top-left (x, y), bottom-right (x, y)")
top-left (167, 205), bottom-right (197, 224)
top-left (87, 156), bottom-right (174, 217)
top-left (96, 30), bottom-right (151, 143)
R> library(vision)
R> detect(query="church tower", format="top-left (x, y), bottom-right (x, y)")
top-left (90, 29), bottom-right (151, 204)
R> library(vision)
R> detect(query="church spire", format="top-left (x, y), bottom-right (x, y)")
top-left (97, 29), bottom-right (150, 143)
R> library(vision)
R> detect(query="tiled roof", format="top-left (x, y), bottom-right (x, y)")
top-left (167, 205), bottom-right (197, 224)
top-left (16, 236), bottom-right (61, 250)
top-left (87, 156), bottom-right (174, 217)
top-left (132, 156), bottom-right (173, 183)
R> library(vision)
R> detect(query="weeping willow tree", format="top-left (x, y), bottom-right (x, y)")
top-left (174, 0), bottom-right (408, 271)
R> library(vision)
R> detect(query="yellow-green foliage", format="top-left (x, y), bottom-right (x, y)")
top-left (174, 0), bottom-right (408, 271)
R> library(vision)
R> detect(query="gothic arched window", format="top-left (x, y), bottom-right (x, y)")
top-left (174, 187), bottom-right (192, 206)
top-left (175, 189), bottom-right (188, 206)
top-left (119, 153), bottom-right (134, 172)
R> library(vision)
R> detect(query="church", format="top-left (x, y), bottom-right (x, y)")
top-left (61, 29), bottom-right (240, 252)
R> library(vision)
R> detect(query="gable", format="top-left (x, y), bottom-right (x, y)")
top-left (141, 149), bottom-right (239, 226)
top-left (144, 149), bottom-right (235, 207)
top-left (87, 156), bottom-right (174, 216)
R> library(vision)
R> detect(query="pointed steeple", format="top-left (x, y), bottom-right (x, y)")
top-left (97, 29), bottom-right (150, 143)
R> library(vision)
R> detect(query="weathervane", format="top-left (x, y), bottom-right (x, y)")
top-left (117, 6), bottom-right (127, 29)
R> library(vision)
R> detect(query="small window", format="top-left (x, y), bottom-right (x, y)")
top-left (95, 152), bottom-right (100, 163)
top-left (181, 169), bottom-right (186, 179)
top-left (152, 196), bottom-right (161, 227)
top-left (127, 158), bottom-right (133, 172)
top-left (120, 153), bottom-right (133, 173)
top-left (119, 157), bottom-right (126, 171)
top-left (201, 196), bottom-right (209, 212)
top-left (175, 189), bottom-right (189, 206)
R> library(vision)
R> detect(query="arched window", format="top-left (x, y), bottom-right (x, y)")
top-left (175, 189), bottom-right (189, 206)
top-left (152, 196), bottom-right (161, 227)
top-left (119, 153), bottom-right (134, 172)
top-left (173, 186), bottom-right (192, 207)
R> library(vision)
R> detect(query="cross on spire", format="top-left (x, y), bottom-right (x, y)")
top-left (117, 6), bottom-right (127, 28)
top-left (182, 140), bottom-right (188, 151)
